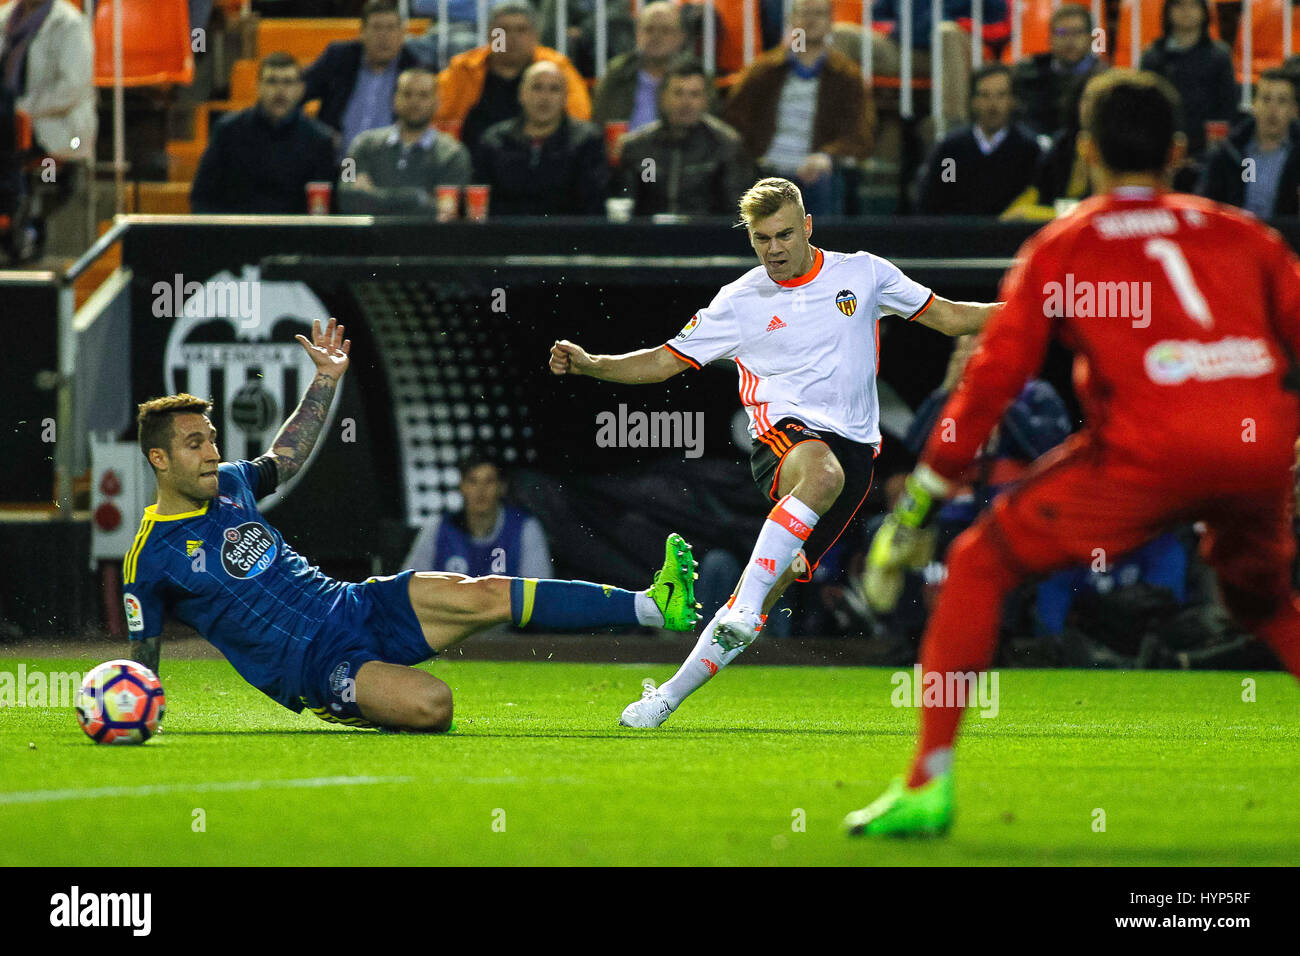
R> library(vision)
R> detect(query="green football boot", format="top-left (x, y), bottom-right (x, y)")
top-left (648, 533), bottom-right (701, 632)
top-left (843, 772), bottom-right (954, 837)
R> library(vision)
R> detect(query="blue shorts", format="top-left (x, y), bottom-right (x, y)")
top-left (298, 570), bottom-right (434, 727)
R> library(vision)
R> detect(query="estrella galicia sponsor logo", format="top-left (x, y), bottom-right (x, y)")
top-left (220, 522), bottom-right (277, 578)
top-left (835, 289), bottom-right (857, 316)
top-left (329, 662), bottom-right (351, 696)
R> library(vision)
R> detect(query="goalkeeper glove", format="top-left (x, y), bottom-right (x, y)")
top-left (861, 464), bottom-right (951, 613)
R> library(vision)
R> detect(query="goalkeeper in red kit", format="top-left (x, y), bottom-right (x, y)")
top-left (847, 70), bottom-right (1300, 836)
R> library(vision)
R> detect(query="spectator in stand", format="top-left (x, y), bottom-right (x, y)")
top-left (339, 67), bottom-right (471, 214)
top-left (1011, 3), bottom-right (1103, 138)
top-left (0, 0), bottom-right (94, 160)
top-left (835, 0), bottom-right (1003, 131)
top-left (472, 60), bottom-right (608, 215)
top-left (404, 452), bottom-right (553, 579)
top-left (1138, 0), bottom-right (1237, 159)
top-left (592, 1), bottom-right (689, 133)
top-left (538, 0), bottom-right (637, 78)
top-left (722, 0), bottom-right (873, 215)
top-left (1197, 69), bottom-right (1300, 218)
top-left (1001, 60), bottom-right (1094, 220)
top-left (437, 2), bottom-right (591, 154)
top-left (303, 0), bottom-right (430, 160)
top-left (191, 53), bottom-right (337, 214)
top-left (615, 58), bottom-right (754, 216)
top-left (915, 64), bottom-right (1040, 215)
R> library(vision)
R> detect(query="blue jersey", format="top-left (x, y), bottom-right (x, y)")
top-left (434, 507), bottom-right (528, 577)
top-left (122, 460), bottom-right (352, 711)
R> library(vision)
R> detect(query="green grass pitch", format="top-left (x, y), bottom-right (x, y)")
top-left (2, 657), bottom-right (1296, 866)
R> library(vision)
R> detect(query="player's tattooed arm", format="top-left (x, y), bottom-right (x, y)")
top-left (270, 372), bottom-right (339, 483)
top-left (133, 636), bottom-right (161, 674)
top-left (269, 317), bottom-right (351, 483)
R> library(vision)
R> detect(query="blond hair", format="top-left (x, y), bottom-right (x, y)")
top-left (737, 177), bottom-right (805, 229)
top-left (137, 393), bottom-right (212, 468)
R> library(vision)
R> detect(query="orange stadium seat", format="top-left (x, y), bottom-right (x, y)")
top-left (677, 0), bottom-right (761, 74)
top-left (255, 17), bottom-right (431, 69)
top-left (13, 109), bottom-right (32, 153)
top-left (228, 58), bottom-right (260, 105)
top-left (1228, 0), bottom-right (1291, 81)
top-left (93, 0), bottom-right (194, 88)
top-left (1112, 0), bottom-right (1166, 66)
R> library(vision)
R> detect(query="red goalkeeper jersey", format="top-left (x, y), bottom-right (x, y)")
top-left (924, 186), bottom-right (1300, 485)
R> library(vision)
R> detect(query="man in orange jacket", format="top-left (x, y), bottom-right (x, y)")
top-left (437, 1), bottom-right (591, 151)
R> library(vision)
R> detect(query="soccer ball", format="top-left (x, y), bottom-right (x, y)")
top-left (74, 659), bottom-right (166, 745)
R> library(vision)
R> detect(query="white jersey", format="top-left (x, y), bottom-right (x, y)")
top-left (664, 247), bottom-right (935, 444)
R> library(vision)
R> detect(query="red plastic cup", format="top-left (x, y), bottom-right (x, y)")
top-left (435, 185), bottom-right (460, 222)
top-left (465, 184), bottom-right (489, 221)
top-left (306, 181), bottom-right (332, 215)
top-left (604, 120), bottom-right (629, 164)
top-left (1204, 120), bottom-right (1229, 146)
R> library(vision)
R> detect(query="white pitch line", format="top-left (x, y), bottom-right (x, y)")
top-left (0, 775), bottom-right (413, 806)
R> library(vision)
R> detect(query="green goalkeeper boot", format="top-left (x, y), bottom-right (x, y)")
top-left (843, 772), bottom-right (954, 837)
top-left (649, 533), bottom-right (701, 632)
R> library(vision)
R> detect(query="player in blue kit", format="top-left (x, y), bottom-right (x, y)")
top-left (124, 318), bottom-right (700, 731)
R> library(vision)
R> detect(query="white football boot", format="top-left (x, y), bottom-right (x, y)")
top-left (710, 603), bottom-right (764, 652)
top-left (619, 678), bottom-right (676, 728)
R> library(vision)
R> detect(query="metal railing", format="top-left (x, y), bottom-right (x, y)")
top-left (398, 0), bottom-right (1296, 136)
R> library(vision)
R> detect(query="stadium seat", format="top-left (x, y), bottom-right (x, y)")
top-left (228, 58), bottom-right (260, 105)
top-left (1227, 0), bottom-right (1290, 81)
top-left (13, 108), bottom-right (32, 154)
top-left (130, 182), bottom-right (193, 215)
top-left (676, 0), bottom-right (760, 73)
top-left (93, 0), bottom-right (195, 88)
top-left (255, 17), bottom-right (432, 68)
top-left (1112, 0), bottom-right (1166, 66)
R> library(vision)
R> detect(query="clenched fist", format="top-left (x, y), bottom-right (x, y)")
top-left (549, 340), bottom-right (595, 376)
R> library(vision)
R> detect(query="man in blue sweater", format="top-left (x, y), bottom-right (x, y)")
top-left (404, 452), bottom-right (553, 579)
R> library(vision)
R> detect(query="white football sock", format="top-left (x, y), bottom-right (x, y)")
top-left (658, 604), bottom-right (747, 707)
top-left (731, 494), bottom-right (819, 611)
top-left (919, 747), bottom-right (954, 784)
top-left (634, 590), bottom-right (664, 627)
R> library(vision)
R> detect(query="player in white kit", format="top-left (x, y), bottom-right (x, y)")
top-left (548, 178), bottom-right (1000, 726)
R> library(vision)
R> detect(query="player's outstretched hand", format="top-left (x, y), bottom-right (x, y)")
top-left (296, 317), bottom-right (351, 380)
top-left (550, 339), bottom-right (593, 376)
